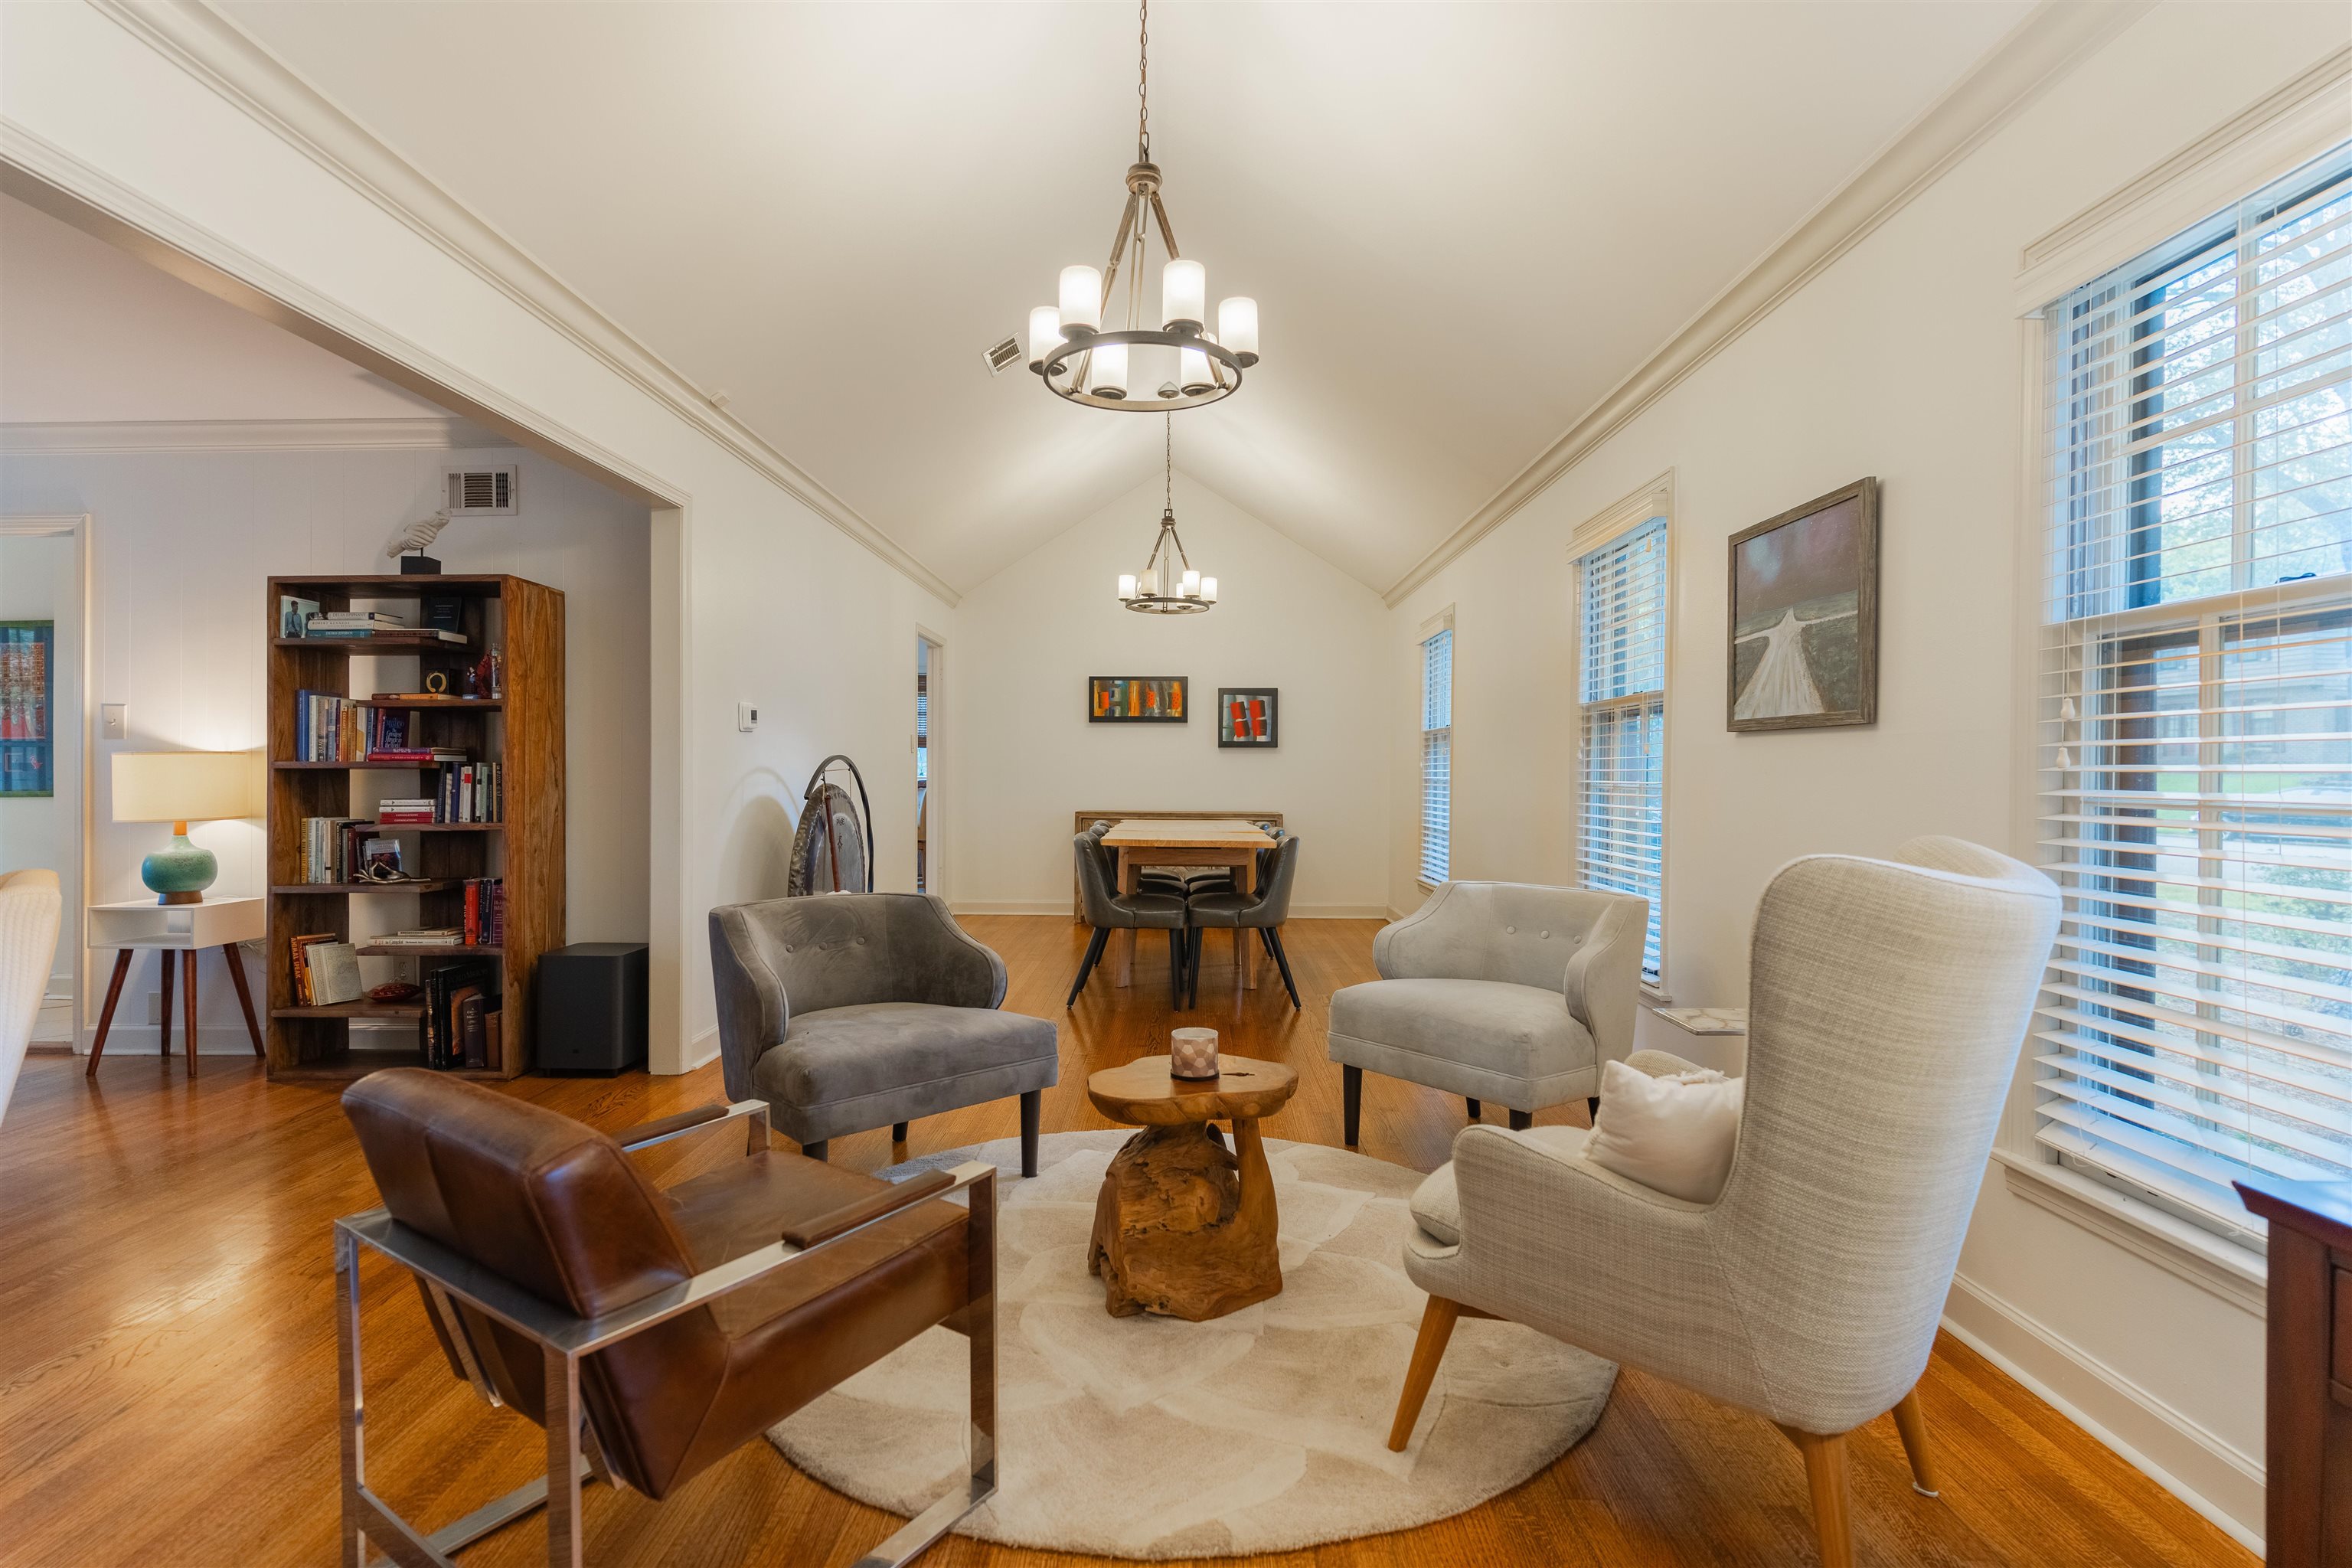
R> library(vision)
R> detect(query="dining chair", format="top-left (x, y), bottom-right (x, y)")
top-left (1067, 831), bottom-right (1191, 1006)
top-left (1184, 835), bottom-right (1302, 1009)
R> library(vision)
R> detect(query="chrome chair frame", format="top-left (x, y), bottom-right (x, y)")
top-left (335, 1098), bottom-right (999, 1568)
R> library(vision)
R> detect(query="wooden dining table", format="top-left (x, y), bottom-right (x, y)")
top-left (1099, 818), bottom-right (1279, 987)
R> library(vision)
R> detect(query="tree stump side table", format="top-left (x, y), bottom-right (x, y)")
top-left (1085, 1054), bottom-right (1299, 1321)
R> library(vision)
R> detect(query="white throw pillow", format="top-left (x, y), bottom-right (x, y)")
top-left (1584, 1057), bottom-right (1744, 1203)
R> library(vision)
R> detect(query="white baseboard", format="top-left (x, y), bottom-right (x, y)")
top-left (948, 900), bottom-right (1390, 919)
top-left (1940, 1272), bottom-right (2263, 1553)
top-left (675, 1027), bottom-right (720, 1076)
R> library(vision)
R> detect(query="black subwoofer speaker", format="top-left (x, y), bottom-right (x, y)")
top-left (535, 942), bottom-right (648, 1073)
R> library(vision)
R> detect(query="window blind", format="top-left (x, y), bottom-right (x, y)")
top-left (1420, 626), bottom-right (1453, 884)
top-left (2037, 141), bottom-right (2352, 1246)
top-left (1578, 517), bottom-right (1668, 985)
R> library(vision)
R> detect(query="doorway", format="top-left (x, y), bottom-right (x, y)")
top-left (0, 516), bottom-right (91, 1049)
top-left (915, 633), bottom-right (940, 894)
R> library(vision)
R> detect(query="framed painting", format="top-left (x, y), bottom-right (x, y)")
top-left (0, 620), bottom-right (55, 796)
top-left (1726, 479), bottom-right (1878, 732)
top-left (1217, 688), bottom-right (1279, 748)
top-left (1089, 675), bottom-right (1188, 724)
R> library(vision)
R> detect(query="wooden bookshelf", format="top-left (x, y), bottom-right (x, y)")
top-left (264, 573), bottom-right (564, 1080)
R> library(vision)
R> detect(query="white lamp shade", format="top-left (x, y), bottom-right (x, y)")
top-left (1059, 266), bottom-right (1102, 333)
top-left (1178, 345), bottom-right (1214, 396)
top-left (1161, 259), bottom-right (1206, 330)
top-left (1217, 296), bottom-right (1259, 361)
top-left (1200, 576), bottom-right (1219, 603)
top-left (112, 750), bottom-right (262, 824)
top-left (1181, 569), bottom-right (1200, 597)
top-left (1117, 573), bottom-right (1138, 600)
top-left (1139, 567), bottom-right (1159, 598)
top-left (1087, 341), bottom-right (1128, 400)
top-left (1027, 305), bottom-right (1063, 370)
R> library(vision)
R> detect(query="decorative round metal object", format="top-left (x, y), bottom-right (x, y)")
top-left (1037, 328), bottom-right (1246, 413)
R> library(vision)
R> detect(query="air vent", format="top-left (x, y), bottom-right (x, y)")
top-left (983, 336), bottom-right (1024, 376)
top-left (443, 466), bottom-right (519, 517)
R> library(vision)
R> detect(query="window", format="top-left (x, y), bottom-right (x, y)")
top-left (1577, 517), bottom-right (1668, 986)
top-left (2037, 142), bottom-right (2352, 1247)
top-left (1419, 619), bottom-right (1453, 884)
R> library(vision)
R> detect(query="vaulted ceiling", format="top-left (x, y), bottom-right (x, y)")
top-left (218, 0), bottom-right (2034, 593)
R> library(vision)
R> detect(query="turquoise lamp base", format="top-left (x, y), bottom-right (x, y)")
top-left (142, 826), bottom-right (217, 906)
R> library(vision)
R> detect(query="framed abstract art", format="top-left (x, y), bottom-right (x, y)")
top-left (1726, 479), bottom-right (1878, 732)
top-left (1217, 688), bottom-right (1278, 748)
top-left (0, 620), bottom-right (55, 796)
top-left (1089, 675), bottom-right (1187, 724)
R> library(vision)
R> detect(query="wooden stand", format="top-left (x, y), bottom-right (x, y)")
top-left (263, 574), bottom-right (563, 1080)
top-left (1085, 1054), bottom-right (1298, 1321)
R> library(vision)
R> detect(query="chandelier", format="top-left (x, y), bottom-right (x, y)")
top-left (1118, 419), bottom-right (1216, 613)
top-left (1025, 0), bottom-right (1258, 411)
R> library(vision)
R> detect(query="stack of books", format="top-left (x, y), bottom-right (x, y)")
top-left (373, 926), bottom-right (465, 949)
top-left (288, 935), bottom-right (362, 1004)
top-left (302, 609), bottom-right (469, 647)
top-left (299, 816), bottom-right (364, 883)
top-left (375, 796), bottom-right (438, 826)
top-left (422, 959), bottom-right (499, 1070)
top-left (461, 877), bottom-right (506, 948)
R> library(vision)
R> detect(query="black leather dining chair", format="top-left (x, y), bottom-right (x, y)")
top-left (1185, 834), bottom-right (1302, 1008)
top-left (1067, 831), bottom-right (1191, 1006)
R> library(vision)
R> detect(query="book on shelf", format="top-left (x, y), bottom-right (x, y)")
top-left (302, 625), bottom-right (469, 645)
top-left (369, 690), bottom-right (495, 704)
top-left (373, 926), bottom-right (464, 949)
top-left (422, 959), bottom-right (497, 1070)
top-left (300, 816), bottom-right (368, 883)
top-left (309, 611), bottom-right (410, 630)
top-left (305, 942), bottom-right (364, 1006)
top-left (461, 877), bottom-right (506, 947)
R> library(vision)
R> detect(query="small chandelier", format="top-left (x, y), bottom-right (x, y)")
top-left (1119, 419), bottom-right (1217, 613)
top-left (1026, 0), bottom-right (1258, 412)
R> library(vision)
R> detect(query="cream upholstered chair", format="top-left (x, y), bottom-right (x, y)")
top-left (1386, 838), bottom-right (2059, 1568)
top-left (1327, 881), bottom-right (1646, 1141)
top-left (1, 870), bottom-right (64, 1124)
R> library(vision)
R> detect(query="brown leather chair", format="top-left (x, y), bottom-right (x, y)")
top-left (334, 1069), bottom-right (997, 1568)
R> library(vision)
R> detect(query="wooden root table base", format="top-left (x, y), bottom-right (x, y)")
top-left (1085, 1054), bottom-right (1299, 1321)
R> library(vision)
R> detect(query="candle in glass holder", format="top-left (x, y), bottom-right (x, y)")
top-left (1169, 1027), bottom-right (1220, 1080)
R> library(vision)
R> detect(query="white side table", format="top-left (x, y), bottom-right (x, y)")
top-left (85, 897), bottom-right (266, 1077)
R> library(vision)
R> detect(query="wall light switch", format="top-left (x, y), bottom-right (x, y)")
top-left (100, 703), bottom-right (127, 740)
top-left (737, 702), bottom-right (759, 733)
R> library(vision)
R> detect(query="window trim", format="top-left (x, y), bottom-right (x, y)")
top-left (1572, 475), bottom-right (1675, 997)
top-left (2004, 122), bottom-right (2352, 1274)
top-left (1416, 606), bottom-right (1455, 891)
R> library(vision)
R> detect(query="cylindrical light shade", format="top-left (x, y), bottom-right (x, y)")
top-left (1181, 569), bottom-right (1200, 597)
top-left (1117, 573), bottom-right (1138, 601)
top-left (1059, 266), bottom-right (1102, 334)
top-left (112, 750), bottom-right (263, 824)
top-left (1200, 576), bottom-right (1219, 603)
top-left (1178, 346), bottom-right (1215, 397)
top-left (1161, 259), bottom-right (1206, 330)
top-left (1087, 341), bottom-right (1128, 400)
top-left (1139, 567), bottom-right (1159, 598)
top-left (1217, 297), bottom-right (1259, 363)
top-left (1027, 305), bottom-right (1063, 371)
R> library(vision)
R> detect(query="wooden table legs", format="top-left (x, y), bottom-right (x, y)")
top-left (85, 946), bottom-right (266, 1078)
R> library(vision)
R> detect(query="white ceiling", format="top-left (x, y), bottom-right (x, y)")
top-left (0, 194), bottom-right (454, 425)
top-left (217, 0), bottom-right (2034, 593)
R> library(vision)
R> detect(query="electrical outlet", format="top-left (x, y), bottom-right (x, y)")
top-left (737, 702), bottom-right (759, 733)
top-left (100, 703), bottom-right (127, 740)
top-left (146, 990), bottom-right (160, 1025)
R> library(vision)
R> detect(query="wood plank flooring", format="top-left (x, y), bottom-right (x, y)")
top-left (0, 916), bottom-right (2255, 1567)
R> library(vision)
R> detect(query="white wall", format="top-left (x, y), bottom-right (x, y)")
top-left (0, 527), bottom-right (81, 1031)
top-left (1383, 5), bottom-right (2348, 1544)
top-left (951, 474), bottom-right (1390, 916)
top-left (0, 443), bottom-right (652, 1050)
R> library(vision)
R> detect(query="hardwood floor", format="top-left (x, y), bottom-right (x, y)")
top-left (0, 916), bottom-right (2252, 1568)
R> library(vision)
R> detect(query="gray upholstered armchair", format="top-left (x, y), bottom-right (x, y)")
top-left (1385, 839), bottom-right (2060, 1567)
top-left (709, 892), bottom-right (1059, 1175)
top-left (1327, 880), bottom-right (1646, 1142)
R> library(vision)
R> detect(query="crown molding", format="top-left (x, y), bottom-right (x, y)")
top-left (2014, 42), bottom-right (2352, 309)
top-left (0, 416), bottom-right (513, 455)
top-left (1380, 0), bottom-right (2147, 608)
top-left (78, 0), bottom-right (961, 607)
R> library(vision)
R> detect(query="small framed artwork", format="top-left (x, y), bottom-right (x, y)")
top-left (1727, 478), bottom-right (1878, 732)
top-left (0, 620), bottom-right (55, 797)
top-left (1217, 688), bottom-right (1279, 748)
top-left (1089, 675), bottom-right (1188, 724)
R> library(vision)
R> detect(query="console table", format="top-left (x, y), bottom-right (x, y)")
top-left (2235, 1174), bottom-right (2352, 1565)
top-left (85, 896), bottom-right (265, 1077)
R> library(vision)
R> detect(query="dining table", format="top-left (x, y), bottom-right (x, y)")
top-left (1098, 818), bottom-right (1279, 987)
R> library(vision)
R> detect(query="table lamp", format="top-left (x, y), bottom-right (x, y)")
top-left (112, 750), bottom-right (263, 904)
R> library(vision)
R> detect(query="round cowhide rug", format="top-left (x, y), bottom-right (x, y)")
top-left (767, 1129), bottom-right (1615, 1559)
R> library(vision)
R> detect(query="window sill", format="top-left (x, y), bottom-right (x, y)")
top-left (1990, 1148), bottom-right (2265, 1315)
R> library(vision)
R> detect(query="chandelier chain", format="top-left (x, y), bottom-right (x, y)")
top-left (1137, 0), bottom-right (1150, 163)
top-left (1165, 415), bottom-right (1172, 511)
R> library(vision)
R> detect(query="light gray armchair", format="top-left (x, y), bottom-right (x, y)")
top-left (1326, 880), bottom-right (1646, 1142)
top-left (1385, 838), bottom-right (2060, 1567)
top-left (710, 892), bottom-right (1059, 1175)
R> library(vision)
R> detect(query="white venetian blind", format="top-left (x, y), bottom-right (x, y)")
top-left (1419, 625), bottom-right (1453, 884)
top-left (1577, 518), bottom-right (1668, 985)
top-left (2037, 141), bottom-right (2352, 1246)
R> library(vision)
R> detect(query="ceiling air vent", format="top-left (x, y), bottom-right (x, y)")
top-left (982, 336), bottom-right (1024, 377)
top-left (444, 465), bottom-right (519, 517)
